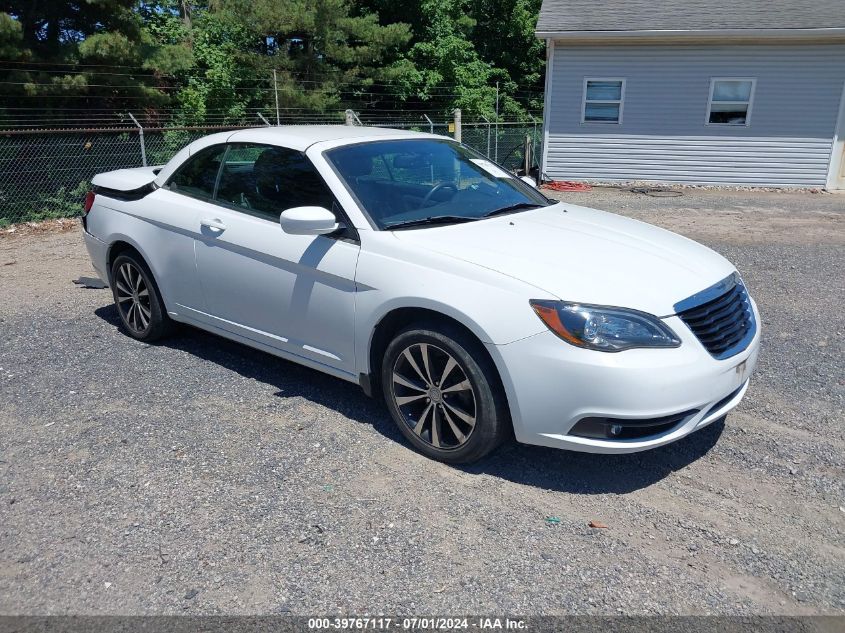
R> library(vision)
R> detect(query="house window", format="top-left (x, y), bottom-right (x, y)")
top-left (582, 78), bottom-right (625, 124)
top-left (707, 78), bottom-right (756, 126)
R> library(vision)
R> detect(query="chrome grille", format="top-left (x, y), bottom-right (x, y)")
top-left (676, 274), bottom-right (755, 360)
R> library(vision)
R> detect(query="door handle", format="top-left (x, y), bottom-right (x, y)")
top-left (201, 218), bottom-right (226, 232)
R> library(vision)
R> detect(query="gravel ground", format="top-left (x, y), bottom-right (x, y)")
top-left (0, 187), bottom-right (843, 615)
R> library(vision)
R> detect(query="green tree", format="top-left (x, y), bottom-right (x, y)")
top-left (219, 0), bottom-right (413, 111)
top-left (0, 12), bottom-right (22, 59)
top-left (0, 0), bottom-right (545, 123)
top-left (142, 1), bottom-right (255, 125)
top-left (471, 0), bottom-right (545, 113)
top-left (358, 0), bottom-right (543, 118)
top-left (140, 0), bottom-right (415, 123)
top-left (392, 0), bottom-right (519, 118)
top-left (0, 0), bottom-right (171, 116)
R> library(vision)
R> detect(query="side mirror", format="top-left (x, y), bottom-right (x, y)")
top-left (279, 206), bottom-right (340, 235)
top-left (520, 175), bottom-right (538, 188)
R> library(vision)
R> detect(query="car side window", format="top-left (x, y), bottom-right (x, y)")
top-left (166, 146), bottom-right (226, 200)
top-left (216, 143), bottom-right (335, 221)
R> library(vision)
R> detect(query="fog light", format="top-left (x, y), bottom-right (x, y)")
top-left (609, 424), bottom-right (623, 436)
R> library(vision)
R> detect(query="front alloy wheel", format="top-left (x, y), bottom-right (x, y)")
top-left (381, 324), bottom-right (509, 464)
top-left (391, 342), bottom-right (477, 450)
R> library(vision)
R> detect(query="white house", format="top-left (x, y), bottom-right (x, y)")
top-left (536, 0), bottom-right (845, 189)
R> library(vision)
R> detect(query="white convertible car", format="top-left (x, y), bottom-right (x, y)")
top-left (82, 126), bottom-right (760, 463)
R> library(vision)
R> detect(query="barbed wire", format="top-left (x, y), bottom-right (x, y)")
top-left (0, 65), bottom-right (545, 91)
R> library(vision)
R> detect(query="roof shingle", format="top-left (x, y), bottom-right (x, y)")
top-left (536, 0), bottom-right (845, 33)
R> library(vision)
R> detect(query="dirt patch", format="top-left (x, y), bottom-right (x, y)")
top-left (545, 186), bottom-right (845, 246)
top-left (0, 217), bottom-right (79, 239)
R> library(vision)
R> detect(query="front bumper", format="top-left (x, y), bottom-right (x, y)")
top-left (486, 300), bottom-right (761, 454)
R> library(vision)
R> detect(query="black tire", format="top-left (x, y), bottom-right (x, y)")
top-left (110, 251), bottom-right (175, 342)
top-left (381, 322), bottom-right (510, 464)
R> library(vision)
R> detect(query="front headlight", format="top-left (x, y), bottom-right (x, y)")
top-left (530, 300), bottom-right (681, 352)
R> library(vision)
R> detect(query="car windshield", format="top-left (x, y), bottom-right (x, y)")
top-left (324, 139), bottom-right (552, 230)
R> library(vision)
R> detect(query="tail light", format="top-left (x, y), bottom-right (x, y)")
top-left (83, 190), bottom-right (95, 216)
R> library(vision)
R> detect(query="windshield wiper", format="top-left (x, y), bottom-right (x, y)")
top-left (482, 202), bottom-right (544, 218)
top-left (385, 215), bottom-right (480, 230)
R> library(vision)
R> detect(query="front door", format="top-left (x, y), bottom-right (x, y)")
top-left (193, 143), bottom-right (360, 376)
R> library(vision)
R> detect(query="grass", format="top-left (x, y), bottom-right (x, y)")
top-left (0, 180), bottom-right (89, 227)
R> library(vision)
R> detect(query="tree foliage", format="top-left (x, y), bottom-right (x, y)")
top-left (0, 0), bottom-right (545, 123)
top-left (0, 0), bottom-right (168, 112)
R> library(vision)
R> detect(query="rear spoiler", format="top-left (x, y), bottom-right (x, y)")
top-left (91, 166), bottom-right (162, 201)
top-left (93, 181), bottom-right (157, 201)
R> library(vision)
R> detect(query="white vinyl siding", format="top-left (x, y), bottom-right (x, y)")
top-left (543, 43), bottom-right (845, 186)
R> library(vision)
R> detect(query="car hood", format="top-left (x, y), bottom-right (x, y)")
top-left (392, 202), bottom-right (736, 316)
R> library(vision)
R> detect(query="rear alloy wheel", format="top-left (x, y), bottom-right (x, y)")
top-left (110, 253), bottom-right (174, 342)
top-left (115, 261), bottom-right (151, 333)
top-left (382, 324), bottom-right (509, 464)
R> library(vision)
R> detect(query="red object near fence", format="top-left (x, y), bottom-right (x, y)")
top-left (541, 180), bottom-right (592, 192)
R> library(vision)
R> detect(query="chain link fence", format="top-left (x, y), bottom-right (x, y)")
top-left (0, 114), bottom-right (542, 227)
top-left (462, 120), bottom-right (542, 172)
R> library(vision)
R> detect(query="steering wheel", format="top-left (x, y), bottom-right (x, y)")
top-left (420, 181), bottom-right (458, 208)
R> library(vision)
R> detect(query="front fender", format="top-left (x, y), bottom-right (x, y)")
top-left (353, 238), bottom-right (549, 377)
